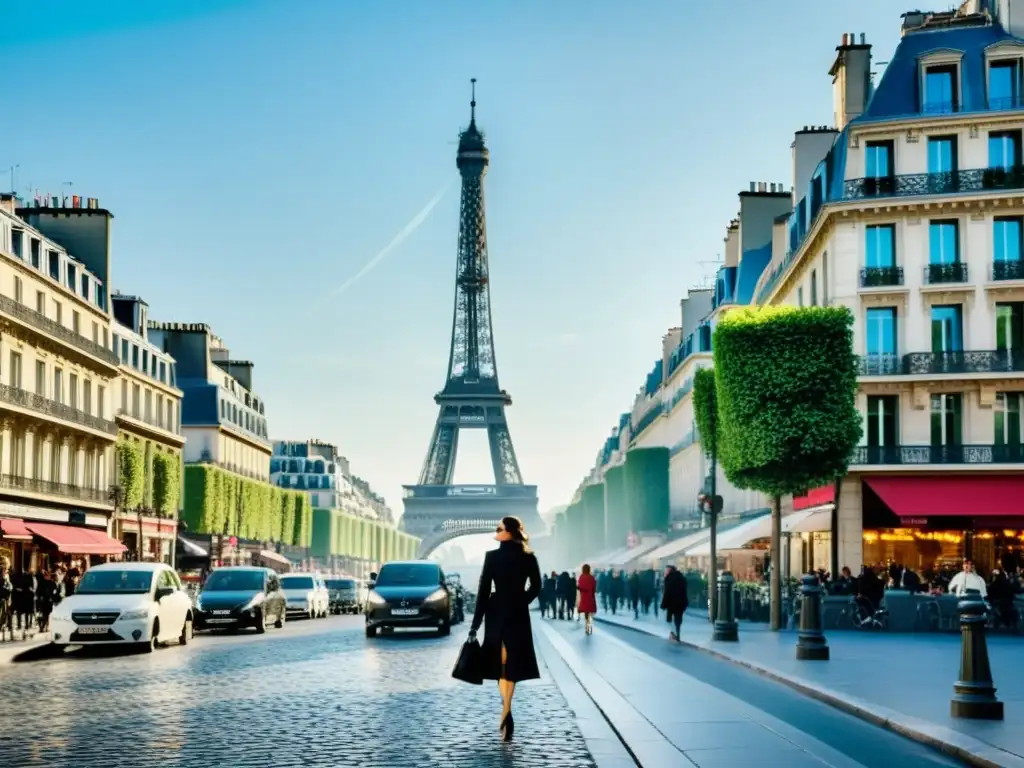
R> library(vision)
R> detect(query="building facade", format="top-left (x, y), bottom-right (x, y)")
top-left (110, 292), bottom-right (184, 562)
top-left (0, 193), bottom-right (125, 571)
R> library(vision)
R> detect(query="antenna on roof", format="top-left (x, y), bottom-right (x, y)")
top-left (470, 77), bottom-right (477, 124)
top-left (696, 255), bottom-right (724, 289)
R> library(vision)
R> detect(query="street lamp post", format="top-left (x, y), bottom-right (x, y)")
top-left (107, 484), bottom-right (125, 559)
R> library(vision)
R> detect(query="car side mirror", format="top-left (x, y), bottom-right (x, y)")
top-left (368, 572), bottom-right (377, 581)
top-left (155, 586), bottom-right (174, 601)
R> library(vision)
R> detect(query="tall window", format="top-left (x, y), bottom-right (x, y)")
top-left (924, 65), bottom-right (958, 113)
top-left (47, 250), bottom-right (60, 281)
top-left (990, 59), bottom-right (1021, 109)
top-left (810, 270), bottom-right (818, 306)
top-left (13, 276), bottom-right (21, 304)
top-left (53, 368), bottom-right (63, 404)
top-left (144, 390), bottom-right (152, 422)
top-left (8, 351), bottom-right (21, 389)
top-left (29, 239), bottom-right (39, 268)
top-left (132, 384), bottom-right (141, 418)
top-left (866, 395), bottom-right (899, 448)
top-left (866, 225), bottom-right (895, 267)
top-left (927, 135), bottom-right (957, 173)
top-left (865, 140), bottom-right (894, 179)
top-left (989, 130), bottom-right (1021, 169)
top-left (930, 393), bottom-right (963, 446)
top-left (98, 386), bottom-right (105, 419)
top-left (996, 302), bottom-right (1024, 353)
top-left (35, 291), bottom-right (44, 315)
top-left (120, 380), bottom-right (128, 412)
top-left (995, 393), bottom-right (1022, 447)
top-left (34, 361), bottom-right (45, 396)
top-left (994, 217), bottom-right (1023, 263)
top-left (797, 286), bottom-right (804, 307)
top-left (865, 307), bottom-right (898, 366)
top-left (69, 373), bottom-right (78, 410)
top-left (822, 252), bottom-right (829, 305)
top-left (929, 220), bottom-right (959, 264)
top-left (83, 380), bottom-right (92, 415)
top-left (931, 305), bottom-right (964, 353)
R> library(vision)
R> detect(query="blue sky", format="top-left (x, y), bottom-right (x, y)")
top-left (3, 0), bottom-right (910, 529)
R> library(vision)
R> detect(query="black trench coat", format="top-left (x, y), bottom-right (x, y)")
top-left (471, 541), bottom-right (542, 682)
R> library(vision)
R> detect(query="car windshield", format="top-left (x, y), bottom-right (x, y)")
top-left (280, 576), bottom-right (315, 590)
top-left (203, 570), bottom-right (265, 592)
top-left (76, 569), bottom-right (154, 595)
top-left (326, 579), bottom-right (355, 589)
top-left (375, 564), bottom-right (440, 588)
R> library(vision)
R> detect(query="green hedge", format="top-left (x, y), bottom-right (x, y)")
top-left (582, 483), bottom-right (606, 556)
top-left (182, 464), bottom-right (310, 545)
top-left (713, 306), bottom-right (862, 497)
top-left (624, 447), bottom-right (669, 533)
top-left (692, 367), bottom-right (718, 460)
top-left (603, 464), bottom-right (628, 551)
top-left (116, 440), bottom-right (145, 510)
top-left (152, 452), bottom-right (180, 517)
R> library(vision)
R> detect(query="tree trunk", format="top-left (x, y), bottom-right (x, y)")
top-left (830, 475), bottom-right (842, 578)
top-left (770, 494), bottom-right (782, 631)
top-left (708, 452), bottom-right (718, 623)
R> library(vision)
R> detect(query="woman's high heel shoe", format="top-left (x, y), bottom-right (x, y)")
top-left (501, 712), bottom-right (514, 741)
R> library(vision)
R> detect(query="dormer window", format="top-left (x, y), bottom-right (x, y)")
top-left (924, 65), bottom-right (958, 114)
top-left (990, 59), bottom-right (1022, 110)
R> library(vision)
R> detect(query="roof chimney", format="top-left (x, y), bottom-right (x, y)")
top-left (830, 32), bottom-right (872, 130)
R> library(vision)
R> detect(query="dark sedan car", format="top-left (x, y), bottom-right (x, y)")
top-left (326, 578), bottom-right (360, 614)
top-left (195, 566), bottom-right (287, 633)
top-left (365, 561), bottom-right (452, 637)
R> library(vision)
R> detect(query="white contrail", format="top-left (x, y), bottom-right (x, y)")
top-left (307, 181), bottom-right (453, 314)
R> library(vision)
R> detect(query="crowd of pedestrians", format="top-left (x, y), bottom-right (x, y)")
top-left (0, 558), bottom-right (84, 641)
top-left (536, 563), bottom-right (692, 641)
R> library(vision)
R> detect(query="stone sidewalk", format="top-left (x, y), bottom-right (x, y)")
top-left (594, 609), bottom-right (1024, 768)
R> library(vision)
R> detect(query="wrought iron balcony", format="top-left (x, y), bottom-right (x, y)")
top-left (0, 382), bottom-right (117, 435)
top-left (845, 166), bottom-right (1024, 201)
top-left (859, 350), bottom-right (1024, 376)
top-left (860, 266), bottom-right (904, 288)
top-left (0, 473), bottom-right (111, 504)
top-left (0, 294), bottom-right (119, 367)
top-left (115, 408), bottom-right (182, 437)
top-left (924, 262), bottom-right (968, 284)
top-left (852, 444), bottom-right (1024, 465)
top-left (992, 260), bottom-right (1024, 281)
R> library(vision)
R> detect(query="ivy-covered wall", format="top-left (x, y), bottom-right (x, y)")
top-left (310, 508), bottom-right (419, 561)
top-left (116, 440), bottom-right (145, 509)
top-left (624, 447), bottom-right (670, 533)
top-left (152, 452), bottom-right (181, 517)
top-left (182, 464), bottom-right (310, 545)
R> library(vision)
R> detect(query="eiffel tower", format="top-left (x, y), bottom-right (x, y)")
top-left (401, 81), bottom-right (540, 558)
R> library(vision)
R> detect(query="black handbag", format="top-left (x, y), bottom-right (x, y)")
top-left (452, 636), bottom-right (484, 685)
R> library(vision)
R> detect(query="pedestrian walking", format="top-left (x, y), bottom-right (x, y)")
top-left (567, 572), bottom-right (578, 621)
top-left (610, 569), bottom-right (624, 615)
top-left (0, 562), bottom-right (13, 642)
top-left (469, 516), bottom-right (542, 743)
top-left (12, 567), bottom-right (35, 638)
top-left (628, 570), bottom-right (640, 619)
top-left (577, 564), bottom-right (597, 635)
top-left (661, 565), bottom-right (689, 641)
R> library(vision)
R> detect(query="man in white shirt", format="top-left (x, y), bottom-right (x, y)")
top-left (948, 560), bottom-right (987, 598)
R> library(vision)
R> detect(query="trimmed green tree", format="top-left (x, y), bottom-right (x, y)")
top-left (116, 441), bottom-right (145, 510)
top-left (692, 366), bottom-right (720, 622)
top-left (152, 452), bottom-right (181, 518)
top-left (714, 306), bottom-right (861, 630)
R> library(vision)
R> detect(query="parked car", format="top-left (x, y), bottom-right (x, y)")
top-left (325, 578), bottom-right (360, 614)
top-left (280, 572), bottom-right (329, 619)
top-left (365, 560), bottom-right (451, 637)
top-left (49, 562), bottom-right (194, 653)
top-left (194, 566), bottom-right (287, 633)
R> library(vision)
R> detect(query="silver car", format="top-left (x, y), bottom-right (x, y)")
top-left (279, 572), bottom-right (329, 619)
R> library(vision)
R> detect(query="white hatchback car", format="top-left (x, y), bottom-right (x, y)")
top-left (279, 572), bottom-right (330, 619)
top-left (50, 562), bottom-right (195, 652)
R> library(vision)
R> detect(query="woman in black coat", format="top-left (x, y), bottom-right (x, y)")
top-left (469, 516), bottom-right (542, 742)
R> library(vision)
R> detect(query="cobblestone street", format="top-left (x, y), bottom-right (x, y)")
top-left (0, 617), bottom-right (599, 768)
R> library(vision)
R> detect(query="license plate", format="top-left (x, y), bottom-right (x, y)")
top-left (207, 618), bottom-right (234, 623)
top-left (77, 626), bottom-right (107, 635)
top-left (213, 610), bottom-right (231, 615)
top-left (391, 608), bottom-right (418, 616)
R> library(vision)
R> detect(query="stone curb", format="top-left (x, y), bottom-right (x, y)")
top-left (594, 615), bottom-right (1024, 768)
top-left (0, 636), bottom-right (56, 665)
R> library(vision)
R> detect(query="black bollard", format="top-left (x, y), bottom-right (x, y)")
top-left (713, 571), bottom-right (738, 641)
top-left (950, 591), bottom-right (1003, 720)
top-left (795, 573), bottom-right (829, 660)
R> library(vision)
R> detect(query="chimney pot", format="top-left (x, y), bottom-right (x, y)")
top-left (842, 33), bottom-right (848, 46)
top-left (749, 182), bottom-right (756, 192)
top-left (860, 32), bottom-right (866, 44)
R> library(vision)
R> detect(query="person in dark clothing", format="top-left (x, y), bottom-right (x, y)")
top-left (829, 566), bottom-right (856, 596)
top-left (627, 571), bottom-right (640, 618)
top-left (661, 565), bottom-right (689, 641)
top-left (0, 564), bottom-right (13, 641)
top-left (855, 566), bottom-right (884, 625)
top-left (469, 516), bottom-right (542, 742)
top-left (36, 570), bottom-right (62, 633)
top-left (540, 572), bottom-right (557, 618)
top-left (598, 569), bottom-right (610, 612)
top-left (556, 571), bottom-right (571, 619)
top-left (12, 568), bottom-right (35, 635)
top-left (988, 569), bottom-right (1017, 628)
top-left (608, 570), bottom-right (623, 614)
top-left (567, 573), bottom-right (578, 621)
top-left (640, 569), bottom-right (655, 615)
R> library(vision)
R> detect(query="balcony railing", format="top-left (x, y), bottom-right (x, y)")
top-left (116, 408), bottom-right (182, 437)
top-left (852, 444), bottom-right (1024, 465)
top-left (860, 266), bottom-right (904, 288)
top-left (0, 382), bottom-right (117, 435)
top-left (992, 260), bottom-right (1024, 281)
top-left (845, 166), bottom-right (1024, 201)
top-left (0, 473), bottom-right (111, 504)
top-left (0, 294), bottom-right (119, 366)
top-left (858, 350), bottom-right (1024, 376)
top-left (924, 262), bottom-right (969, 284)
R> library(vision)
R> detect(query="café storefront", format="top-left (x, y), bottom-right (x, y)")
top-left (861, 474), bottom-right (1024, 580)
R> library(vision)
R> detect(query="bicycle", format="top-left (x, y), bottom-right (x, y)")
top-left (838, 596), bottom-right (887, 630)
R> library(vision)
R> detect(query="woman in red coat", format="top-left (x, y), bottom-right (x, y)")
top-left (577, 563), bottom-right (598, 635)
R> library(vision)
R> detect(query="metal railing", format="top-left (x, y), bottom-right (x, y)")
top-left (845, 167), bottom-right (1024, 201)
top-left (992, 260), bottom-right (1024, 281)
top-left (115, 408), bottom-right (182, 436)
top-left (924, 262), bottom-right (969, 284)
top-left (0, 294), bottom-right (119, 366)
top-left (0, 382), bottom-right (117, 435)
top-left (858, 350), bottom-right (1024, 376)
top-left (0, 473), bottom-right (111, 503)
top-left (860, 266), bottom-right (904, 288)
top-left (852, 444), bottom-right (1024, 465)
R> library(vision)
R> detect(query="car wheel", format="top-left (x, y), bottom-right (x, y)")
top-left (143, 621), bottom-right (160, 653)
top-left (438, 621), bottom-right (451, 637)
top-left (255, 609), bottom-right (267, 634)
top-left (365, 625), bottom-right (377, 638)
top-left (274, 609), bottom-right (285, 629)
top-left (179, 616), bottom-right (193, 646)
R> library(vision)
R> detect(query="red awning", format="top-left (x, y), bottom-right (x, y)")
top-left (25, 523), bottom-right (127, 555)
top-left (793, 485), bottom-right (835, 511)
top-left (0, 517), bottom-right (33, 541)
top-left (864, 475), bottom-right (1024, 518)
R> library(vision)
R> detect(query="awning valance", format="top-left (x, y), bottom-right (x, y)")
top-left (793, 485), bottom-right (835, 511)
top-left (260, 549), bottom-right (291, 568)
top-left (177, 537), bottom-right (208, 558)
top-left (685, 510), bottom-right (820, 555)
top-left (865, 475), bottom-right (1024, 518)
top-left (643, 528), bottom-right (714, 563)
top-left (0, 517), bottom-right (33, 541)
top-left (26, 523), bottom-right (126, 555)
